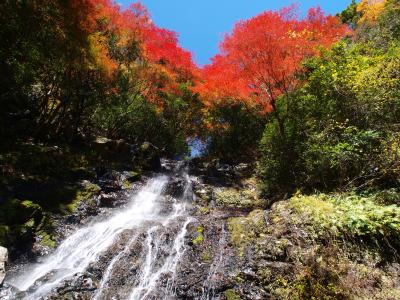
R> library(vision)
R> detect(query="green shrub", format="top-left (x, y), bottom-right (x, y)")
top-left (290, 193), bottom-right (400, 246)
top-left (257, 40), bottom-right (400, 197)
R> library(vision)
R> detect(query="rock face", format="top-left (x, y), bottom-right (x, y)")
top-left (0, 246), bottom-right (8, 286)
top-left (1, 161), bottom-right (399, 299)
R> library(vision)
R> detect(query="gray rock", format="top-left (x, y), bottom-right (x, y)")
top-left (0, 246), bottom-right (8, 286)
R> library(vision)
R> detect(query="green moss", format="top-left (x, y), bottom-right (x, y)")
top-left (228, 210), bottom-right (266, 258)
top-left (60, 182), bottom-right (100, 213)
top-left (123, 179), bottom-right (132, 189)
top-left (37, 231), bottom-right (57, 248)
top-left (215, 188), bottom-right (264, 209)
top-left (198, 206), bottom-right (210, 215)
top-left (123, 171), bottom-right (141, 189)
top-left (0, 199), bottom-right (43, 225)
top-left (224, 289), bottom-right (241, 300)
top-left (127, 171), bottom-right (141, 181)
top-left (192, 226), bottom-right (204, 245)
top-left (201, 247), bottom-right (212, 263)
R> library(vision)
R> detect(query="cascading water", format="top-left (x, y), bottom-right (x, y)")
top-left (6, 167), bottom-right (195, 300)
top-left (200, 224), bottom-right (228, 300)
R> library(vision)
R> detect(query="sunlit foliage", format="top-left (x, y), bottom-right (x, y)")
top-left (196, 6), bottom-right (350, 113)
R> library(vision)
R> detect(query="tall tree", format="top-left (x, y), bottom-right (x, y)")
top-left (196, 6), bottom-right (350, 127)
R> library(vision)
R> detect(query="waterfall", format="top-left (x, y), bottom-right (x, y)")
top-left (200, 224), bottom-right (228, 300)
top-left (7, 171), bottom-right (194, 300)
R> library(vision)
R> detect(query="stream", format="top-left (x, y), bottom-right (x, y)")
top-left (0, 161), bottom-right (266, 300)
top-left (3, 166), bottom-right (198, 299)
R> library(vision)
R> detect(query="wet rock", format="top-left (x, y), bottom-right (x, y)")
top-left (99, 171), bottom-right (123, 192)
top-left (0, 246), bottom-right (8, 286)
top-left (234, 163), bottom-right (251, 177)
top-left (98, 192), bottom-right (118, 207)
top-left (48, 272), bottom-right (97, 299)
top-left (242, 268), bottom-right (257, 279)
top-left (0, 283), bottom-right (20, 299)
top-left (165, 177), bottom-right (186, 198)
top-left (160, 159), bottom-right (177, 172)
top-left (134, 142), bottom-right (161, 171)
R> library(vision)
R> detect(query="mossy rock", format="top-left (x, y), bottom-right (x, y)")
top-left (125, 171), bottom-right (141, 183)
top-left (192, 226), bottom-right (204, 245)
top-left (197, 206), bottom-right (210, 215)
top-left (224, 289), bottom-right (241, 300)
top-left (228, 210), bottom-right (267, 258)
top-left (59, 182), bottom-right (101, 214)
top-left (201, 247), bottom-right (212, 263)
top-left (215, 188), bottom-right (265, 210)
top-left (36, 231), bottom-right (57, 248)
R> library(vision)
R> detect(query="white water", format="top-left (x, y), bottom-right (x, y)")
top-left (92, 233), bottom-right (139, 300)
top-left (201, 224), bottom-right (228, 300)
top-left (8, 173), bottom-right (194, 300)
top-left (129, 217), bottom-right (192, 300)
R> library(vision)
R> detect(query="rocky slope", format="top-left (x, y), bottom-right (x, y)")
top-left (0, 159), bottom-right (399, 299)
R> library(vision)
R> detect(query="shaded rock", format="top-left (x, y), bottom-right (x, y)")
top-left (98, 192), bottom-right (118, 208)
top-left (99, 171), bottom-right (123, 192)
top-left (122, 171), bottom-right (140, 183)
top-left (165, 177), bottom-right (186, 198)
top-left (47, 272), bottom-right (98, 299)
top-left (91, 137), bottom-right (133, 166)
top-left (135, 142), bottom-right (161, 171)
top-left (160, 159), bottom-right (177, 172)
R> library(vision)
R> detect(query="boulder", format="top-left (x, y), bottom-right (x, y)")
top-left (135, 142), bottom-right (161, 171)
top-left (165, 177), bottom-right (186, 198)
top-left (98, 193), bottom-right (118, 208)
top-left (98, 171), bottom-right (123, 192)
top-left (0, 246), bottom-right (8, 286)
top-left (92, 137), bottom-right (133, 163)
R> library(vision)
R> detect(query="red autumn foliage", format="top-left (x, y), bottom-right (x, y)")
top-left (196, 5), bottom-right (351, 112)
top-left (70, 0), bottom-right (197, 102)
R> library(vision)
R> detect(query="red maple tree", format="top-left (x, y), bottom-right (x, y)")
top-left (70, 0), bottom-right (198, 103)
top-left (196, 6), bottom-right (351, 112)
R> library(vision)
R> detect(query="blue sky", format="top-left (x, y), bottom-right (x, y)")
top-left (120, 1), bottom-right (352, 66)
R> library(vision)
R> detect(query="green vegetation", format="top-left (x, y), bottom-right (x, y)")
top-left (228, 210), bottom-right (266, 258)
top-left (290, 193), bottom-right (400, 246)
top-left (215, 188), bottom-right (264, 210)
top-left (192, 226), bottom-right (205, 245)
top-left (258, 1), bottom-right (400, 198)
top-left (223, 289), bottom-right (241, 300)
top-left (260, 192), bottom-right (400, 300)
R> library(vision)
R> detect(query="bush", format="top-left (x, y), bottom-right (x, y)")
top-left (257, 38), bottom-right (400, 197)
top-left (290, 193), bottom-right (400, 247)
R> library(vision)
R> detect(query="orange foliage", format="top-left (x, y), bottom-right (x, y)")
top-left (140, 24), bottom-right (199, 100)
top-left (357, 0), bottom-right (387, 24)
top-left (195, 6), bottom-right (351, 112)
top-left (69, 0), bottom-right (197, 103)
